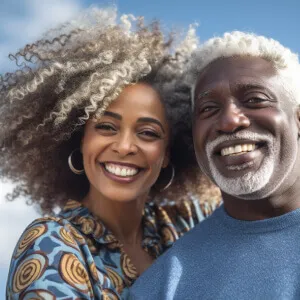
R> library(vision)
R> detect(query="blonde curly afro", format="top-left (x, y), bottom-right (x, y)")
top-left (0, 7), bottom-right (220, 213)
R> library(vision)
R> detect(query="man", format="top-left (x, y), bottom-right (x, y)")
top-left (130, 31), bottom-right (300, 299)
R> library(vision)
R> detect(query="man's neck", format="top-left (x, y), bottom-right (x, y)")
top-left (222, 179), bottom-right (300, 221)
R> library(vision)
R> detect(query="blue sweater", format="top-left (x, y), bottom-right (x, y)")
top-left (130, 205), bottom-right (300, 300)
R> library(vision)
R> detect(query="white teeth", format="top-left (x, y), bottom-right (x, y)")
top-left (234, 145), bottom-right (242, 153)
top-left (242, 145), bottom-right (248, 152)
top-left (247, 144), bottom-right (254, 151)
top-left (104, 163), bottom-right (138, 177)
top-left (126, 169), bottom-right (133, 176)
top-left (220, 143), bottom-right (256, 156)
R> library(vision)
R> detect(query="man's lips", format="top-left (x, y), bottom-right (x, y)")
top-left (221, 148), bottom-right (262, 168)
top-left (210, 139), bottom-right (268, 173)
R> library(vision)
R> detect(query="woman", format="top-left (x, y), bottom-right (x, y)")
top-left (2, 8), bottom-right (221, 299)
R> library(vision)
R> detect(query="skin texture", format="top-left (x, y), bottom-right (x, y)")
top-left (81, 83), bottom-right (169, 274)
top-left (193, 56), bottom-right (300, 220)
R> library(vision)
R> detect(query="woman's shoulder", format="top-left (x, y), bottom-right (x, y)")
top-left (11, 215), bottom-right (87, 260)
top-left (6, 216), bottom-right (95, 299)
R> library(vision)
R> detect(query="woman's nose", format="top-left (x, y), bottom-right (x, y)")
top-left (111, 133), bottom-right (138, 156)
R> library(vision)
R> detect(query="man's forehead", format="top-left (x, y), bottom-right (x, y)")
top-left (194, 56), bottom-right (277, 96)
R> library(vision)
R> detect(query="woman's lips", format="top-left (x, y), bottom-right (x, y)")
top-left (99, 163), bottom-right (143, 184)
top-left (104, 162), bottom-right (140, 176)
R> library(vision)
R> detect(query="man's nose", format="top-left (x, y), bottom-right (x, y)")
top-left (111, 132), bottom-right (138, 156)
top-left (216, 102), bottom-right (250, 134)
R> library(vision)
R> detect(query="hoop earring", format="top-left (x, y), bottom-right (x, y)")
top-left (160, 163), bottom-right (175, 192)
top-left (68, 149), bottom-right (84, 175)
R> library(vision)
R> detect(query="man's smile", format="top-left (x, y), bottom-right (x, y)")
top-left (208, 136), bottom-right (270, 172)
top-left (220, 143), bottom-right (256, 156)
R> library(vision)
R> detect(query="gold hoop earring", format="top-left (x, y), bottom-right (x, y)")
top-left (160, 163), bottom-right (175, 192)
top-left (68, 149), bottom-right (84, 175)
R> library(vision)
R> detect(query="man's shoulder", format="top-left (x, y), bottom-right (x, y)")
top-left (130, 207), bottom-right (223, 299)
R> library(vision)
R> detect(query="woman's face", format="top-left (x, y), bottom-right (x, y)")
top-left (81, 83), bottom-right (169, 202)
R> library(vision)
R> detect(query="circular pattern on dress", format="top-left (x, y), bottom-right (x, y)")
top-left (36, 216), bottom-right (62, 223)
top-left (14, 224), bottom-right (47, 258)
top-left (81, 217), bottom-right (95, 235)
top-left (12, 252), bottom-right (48, 293)
top-left (59, 253), bottom-right (92, 293)
top-left (121, 253), bottom-right (138, 283)
top-left (157, 207), bottom-right (172, 223)
top-left (20, 289), bottom-right (55, 300)
top-left (89, 262), bottom-right (99, 282)
top-left (102, 288), bottom-right (120, 300)
top-left (64, 199), bottom-right (82, 211)
top-left (59, 227), bottom-right (77, 248)
top-left (104, 234), bottom-right (120, 250)
top-left (66, 224), bottom-right (86, 245)
top-left (86, 237), bottom-right (98, 254)
top-left (105, 267), bottom-right (124, 294)
top-left (93, 221), bottom-right (105, 239)
top-left (161, 225), bottom-right (177, 244)
top-left (177, 200), bottom-right (192, 219)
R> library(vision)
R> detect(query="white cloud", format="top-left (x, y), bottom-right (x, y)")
top-left (0, 181), bottom-right (41, 268)
top-left (0, 0), bottom-right (84, 73)
top-left (0, 0), bottom-right (85, 295)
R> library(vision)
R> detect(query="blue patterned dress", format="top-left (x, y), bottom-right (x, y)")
top-left (6, 198), bottom-right (219, 299)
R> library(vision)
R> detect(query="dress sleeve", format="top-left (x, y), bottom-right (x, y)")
top-left (6, 218), bottom-right (96, 299)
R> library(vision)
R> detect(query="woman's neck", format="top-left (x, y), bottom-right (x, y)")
top-left (82, 190), bottom-right (147, 245)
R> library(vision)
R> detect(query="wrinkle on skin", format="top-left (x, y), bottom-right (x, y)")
top-left (193, 56), bottom-right (300, 220)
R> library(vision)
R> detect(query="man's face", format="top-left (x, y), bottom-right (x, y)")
top-left (192, 56), bottom-right (300, 200)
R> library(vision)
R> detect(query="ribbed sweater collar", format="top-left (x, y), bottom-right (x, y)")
top-left (215, 204), bottom-right (300, 234)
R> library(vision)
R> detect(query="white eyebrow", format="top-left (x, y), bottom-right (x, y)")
top-left (197, 90), bottom-right (211, 100)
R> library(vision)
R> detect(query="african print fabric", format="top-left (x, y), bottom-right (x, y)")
top-left (6, 198), bottom-right (219, 299)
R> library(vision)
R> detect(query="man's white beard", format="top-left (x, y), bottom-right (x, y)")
top-left (205, 132), bottom-right (276, 198)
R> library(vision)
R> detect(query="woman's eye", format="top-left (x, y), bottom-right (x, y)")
top-left (95, 123), bottom-right (116, 131)
top-left (139, 130), bottom-right (161, 139)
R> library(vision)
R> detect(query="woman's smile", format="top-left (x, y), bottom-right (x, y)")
top-left (98, 161), bottom-right (144, 184)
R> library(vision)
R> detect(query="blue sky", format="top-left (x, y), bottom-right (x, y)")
top-left (0, 0), bottom-right (299, 295)
top-left (0, 0), bottom-right (299, 74)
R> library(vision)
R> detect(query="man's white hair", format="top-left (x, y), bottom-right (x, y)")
top-left (185, 31), bottom-right (300, 106)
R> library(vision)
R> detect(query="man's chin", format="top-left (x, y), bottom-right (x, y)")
top-left (211, 167), bottom-right (272, 199)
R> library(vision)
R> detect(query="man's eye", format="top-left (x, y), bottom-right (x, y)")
top-left (247, 97), bottom-right (266, 103)
top-left (245, 97), bottom-right (274, 108)
top-left (198, 105), bottom-right (219, 116)
top-left (202, 106), bottom-right (215, 112)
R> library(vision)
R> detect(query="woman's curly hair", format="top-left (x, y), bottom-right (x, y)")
top-left (0, 7), bottom-right (220, 214)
